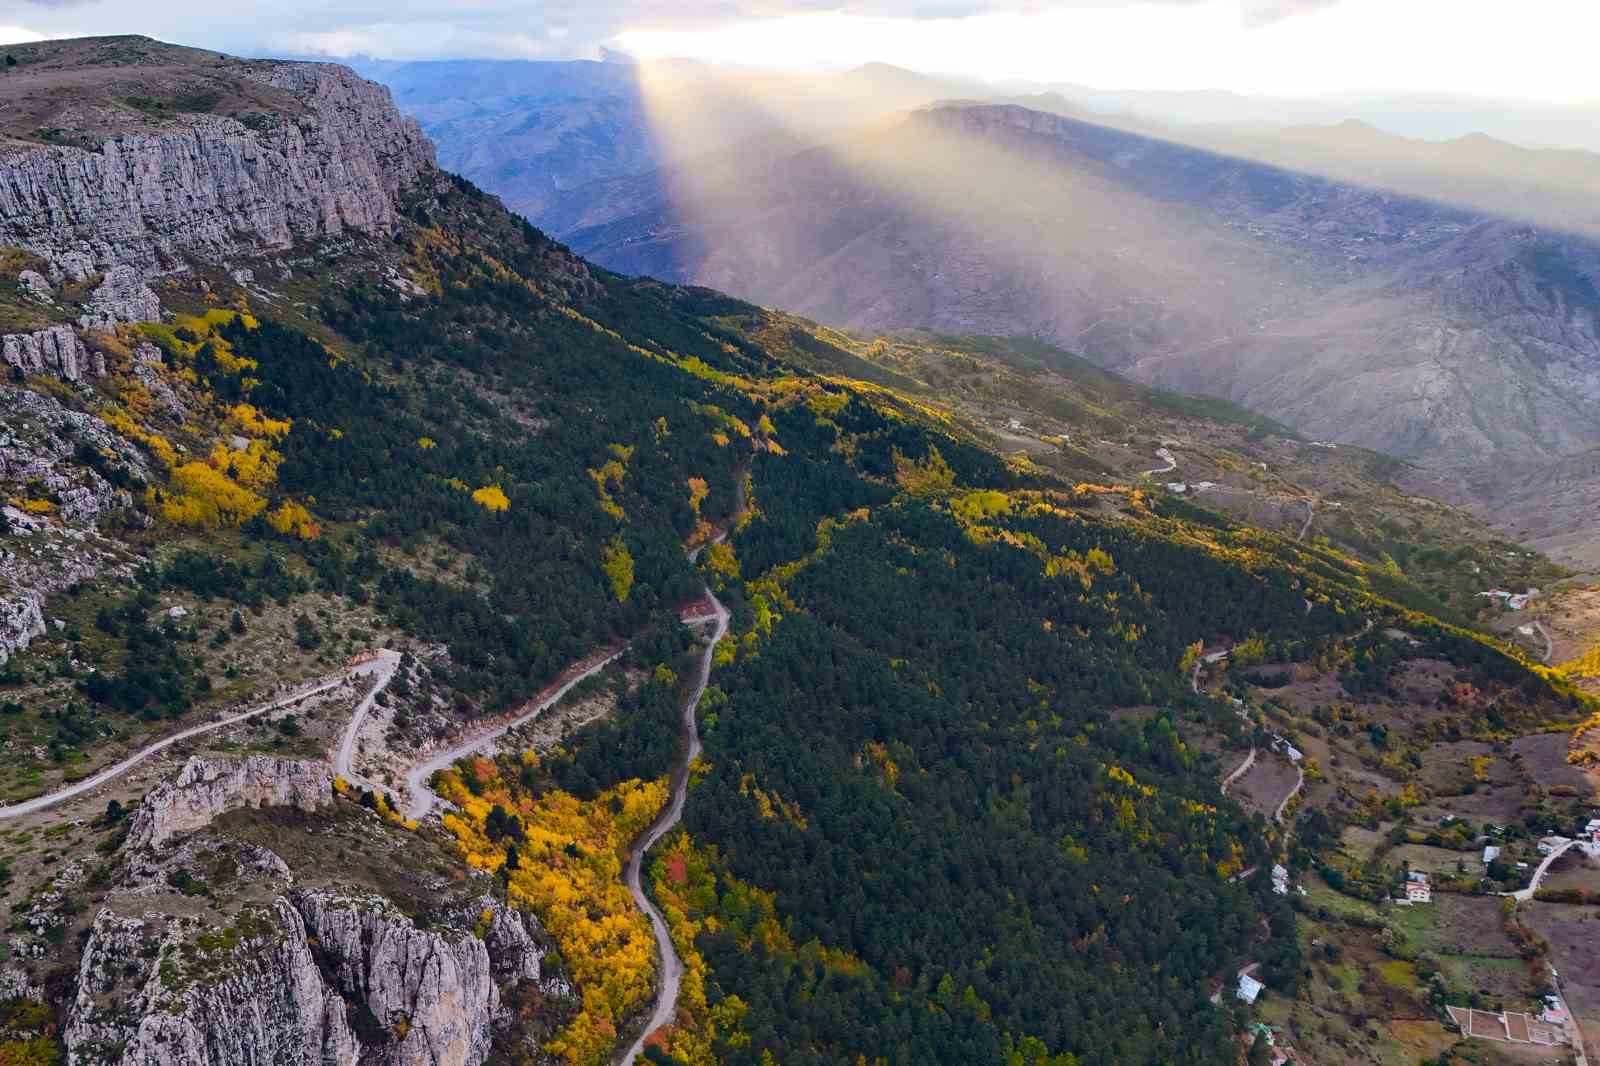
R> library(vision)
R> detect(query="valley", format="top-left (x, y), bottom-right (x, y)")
top-left (0, 31), bottom-right (1596, 1066)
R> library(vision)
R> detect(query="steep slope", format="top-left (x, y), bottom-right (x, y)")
top-left (0, 35), bottom-right (1591, 1066)
top-left (563, 102), bottom-right (1600, 564)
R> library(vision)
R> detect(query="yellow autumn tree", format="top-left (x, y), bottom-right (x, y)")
top-left (266, 501), bottom-right (321, 540)
top-left (154, 462), bottom-right (266, 528)
top-left (472, 485), bottom-right (510, 512)
top-left (601, 535), bottom-right (634, 602)
top-left (208, 439), bottom-right (281, 491)
top-left (434, 759), bottom-right (667, 1066)
top-left (226, 402), bottom-right (291, 440)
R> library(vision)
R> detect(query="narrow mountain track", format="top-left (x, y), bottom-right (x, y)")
top-left (1273, 766), bottom-right (1305, 827)
top-left (1509, 838), bottom-right (1578, 902)
top-left (0, 657), bottom-right (389, 821)
top-left (1141, 446), bottom-right (1178, 477)
top-left (1220, 748), bottom-right (1257, 795)
top-left (333, 649), bottom-right (402, 789)
top-left (620, 478), bottom-right (746, 1064)
top-left (1296, 499), bottom-right (1316, 542)
top-left (619, 574), bottom-right (729, 1065)
top-left (402, 646), bottom-right (630, 822)
top-left (1533, 620), bottom-right (1555, 665)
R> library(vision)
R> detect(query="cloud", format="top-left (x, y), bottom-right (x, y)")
top-left (10, 1), bottom-right (1345, 61)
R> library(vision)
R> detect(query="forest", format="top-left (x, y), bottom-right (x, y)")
top-left (14, 172), bottom-right (1579, 1066)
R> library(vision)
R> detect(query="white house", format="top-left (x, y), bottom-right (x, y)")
top-left (1483, 845), bottom-right (1502, 865)
top-left (1166, 482), bottom-right (1188, 493)
top-left (1404, 871), bottom-right (1431, 904)
top-left (1237, 972), bottom-right (1264, 1004)
top-left (1271, 864), bottom-right (1290, 896)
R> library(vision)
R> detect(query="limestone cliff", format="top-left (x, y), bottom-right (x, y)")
top-left (66, 889), bottom-right (553, 1066)
top-left (297, 891), bottom-right (502, 1066)
top-left (0, 40), bottom-right (435, 285)
top-left (127, 756), bottom-right (333, 849)
top-left (66, 902), bottom-right (361, 1066)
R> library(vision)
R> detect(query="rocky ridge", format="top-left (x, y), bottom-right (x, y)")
top-left (127, 756), bottom-right (333, 850)
top-left (62, 752), bottom-right (564, 1066)
top-left (0, 52), bottom-right (435, 284)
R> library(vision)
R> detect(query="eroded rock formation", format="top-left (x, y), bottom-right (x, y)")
top-left (0, 62), bottom-right (434, 282)
top-left (127, 757), bottom-right (333, 850)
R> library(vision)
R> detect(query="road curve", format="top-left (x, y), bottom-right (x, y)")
top-left (1511, 838), bottom-right (1577, 902)
top-left (334, 650), bottom-right (402, 786)
top-left (1296, 500), bottom-right (1316, 542)
top-left (1533, 620), bottom-right (1555, 665)
top-left (1220, 748), bottom-right (1257, 795)
top-left (402, 647), bottom-right (628, 822)
top-left (1273, 765), bottom-right (1305, 827)
top-left (619, 571), bottom-right (731, 1064)
top-left (1141, 447), bottom-right (1178, 478)
top-left (0, 665), bottom-right (373, 821)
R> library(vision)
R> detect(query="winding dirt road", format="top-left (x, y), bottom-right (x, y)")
top-left (333, 649), bottom-right (402, 789)
top-left (1141, 447), bottom-right (1178, 478)
top-left (618, 576), bottom-right (730, 1065)
top-left (1220, 748), bottom-right (1257, 795)
top-left (1533, 620), bottom-right (1555, 665)
top-left (0, 657), bottom-right (390, 821)
top-left (1510, 838), bottom-right (1578, 902)
top-left (401, 647), bottom-right (629, 821)
top-left (1296, 499), bottom-right (1316, 542)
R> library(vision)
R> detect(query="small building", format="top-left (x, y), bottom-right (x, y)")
top-left (1483, 845), bottom-right (1502, 865)
top-left (1404, 871), bottom-right (1431, 904)
top-left (1166, 482), bottom-right (1188, 493)
top-left (1271, 864), bottom-right (1290, 896)
top-left (1236, 972), bottom-right (1264, 1004)
top-left (1543, 996), bottom-right (1569, 1025)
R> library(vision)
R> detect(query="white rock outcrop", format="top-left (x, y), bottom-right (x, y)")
top-left (1, 325), bottom-right (102, 382)
top-left (0, 591), bottom-right (45, 665)
top-left (65, 889), bottom-right (534, 1066)
top-left (298, 891), bottom-right (502, 1066)
top-left (77, 265), bottom-right (163, 329)
top-left (0, 62), bottom-right (435, 282)
top-left (17, 269), bottom-right (52, 303)
top-left (128, 756), bottom-right (333, 850)
top-left (66, 903), bottom-right (361, 1066)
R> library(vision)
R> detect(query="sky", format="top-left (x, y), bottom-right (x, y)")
top-left (2, 0), bottom-right (1598, 103)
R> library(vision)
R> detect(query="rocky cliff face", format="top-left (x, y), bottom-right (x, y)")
top-left (0, 56), bottom-right (434, 285)
top-left (0, 385), bottom-right (148, 663)
top-left (67, 901), bottom-right (361, 1066)
top-left (1, 325), bottom-right (103, 381)
top-left (67, 892), bottom-right (549, 1066)
top-left (297, 891), bottom-right (501, 1066)
top-left (127, 756), bottom-right (333, 849)
top-left (62, 746), bottom-right (566, 1066)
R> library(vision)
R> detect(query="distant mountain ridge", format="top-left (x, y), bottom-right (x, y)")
top-left (353, 56), bottom-right (989, 222)
top-left (554, 101), bottom-right (1600, 563)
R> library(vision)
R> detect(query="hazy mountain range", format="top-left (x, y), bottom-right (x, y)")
top-left (350, 57), bottom-right (1600, 566)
